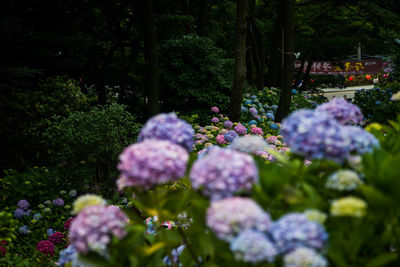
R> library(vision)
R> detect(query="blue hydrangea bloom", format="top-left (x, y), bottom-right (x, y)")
top-left (14, 208), bottom-right (30, 219)
top-left (266, 113), bottom-right (275, 120)
top-left (292, 89), bottom-right (297, 94)
top-left (375, 100), bottom-right (381, 105)
top-left (230, 230), bottom-right (277, 263)
top-left (281, 109), bottom-right (350, 163)
top-left (47, 228), bottom-right (55, 236)
top-left (270, 213), bottom-right (328, 253)
top-left (248, 120), bottom-right (257, 125)
top-left (271, 105), bottom-right (278, 110)
top-left (251, 95), bottom-right (257, 99)
top-left (270, 123), bottom-right (278, 130)
top-left (344, 126), bottom-right (379, 154)
top-left (241, 106), bottom-right (248, 113)
top-left (58, 245), bottom-right (78, 266)
top-left (244, 100), bottom-right (252, 105)
top-left (19, 225), bottom-right (30, 235)
top-left (163, 245), bottom-right (185, 266)
top-left (138, 113), bottom-right (194, 151)
top-left (224, 130), bottom-right (239, 143)
top-left (33, 213), bottom-right (42, 220)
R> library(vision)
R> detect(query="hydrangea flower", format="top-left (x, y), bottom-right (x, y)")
top-left (190, 149), bottom-right (258, 200)
top-left (73, 194), bottom-right (106, 214)
top-left (48, 232), bottom-right (66, 244)
top-left (270, 123), bottom-right (278, 130)
top-left (330, 196), bottom-right (367, 218)
top-left (230, 136), bottom-right (269, 154)
top-left (315, 98), bottom-right (363, 125)
top-left (36, 240), bottom-right (55, 256)
top-left (284, 247), bottom-right (328, 267)
top-left (220, 129), bottom-right (228, 135)
top-left (211, 106), bottom-right (219, 113)
top-left (197, 145), bottom-right (221, 159)
top-left (216, 134), bottom-right (227, 145)
top-left (249, 108), bottom-right (258, 116)
top-left (44, 200), bottom-right (52, 205)
top-left (230, 230), bottom-right (277, 263)
top-left (0, 241), bottom-right (6, 257)
top-left (33, 213), bottom-right (42, 220)
top-left (17, 200), bottom-right (30, 210)
top-left (344, 126), bottom-right (379, 154)
top-left (60, 190), bottom-right (67, 195)
top-left (47, 228), bottom-right (55, 236)
top-left (303, 209), bottom-right (327, 225)
top-left (270, 213), bottom-right (328, 253)
top-left (234, 123), bottom-right (247, 135)
top-left (266, 113), bottom-right (275, 121)
top-left (326, 170), bottom-right (363, 191)
top-left (53, 198), bottom-right (64, 207)
top-left (224, 130), bottom-right (239, 143)
top-left (64, 217), bottom-right (75, 230)
top-left (44, 207), bottom-right (51, 213)
top-left (69, 190), bottom-right (77, 197)
top-left (206, 197), bottom-right (271, 241)
top-left (250, 127), bottom-right (263, 135)
top-left (14, 208), bottom-right (30, 219)
top-left (138, 113), bottom-right (194, 151)
top-left (69, 205), bottom-right (127, 254)
top-left (163, 245), bottom-right (185, 266)
top-left (224, 120), bottom-right (233, 129)
top-left (117, 139), bottom-right (189, 190)
top-left (19, 225), bottom-right (30, 235)
top-left (281, 109), bottom-right (350, 163)
top-left (58, 245), bottom-right (78, 266)
top-left (271, 105), bottom-right (278, 110)
top-left (211, 117), bottom-right (220, 124)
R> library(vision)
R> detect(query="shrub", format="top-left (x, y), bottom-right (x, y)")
top-left (353, 85), bottom-right (400, 123)
top-left (160, 35), bottom-right (234, 114)
top-left (43, 103), bottom-right (140, 194)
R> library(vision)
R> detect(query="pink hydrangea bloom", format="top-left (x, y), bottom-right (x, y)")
top-left (216, 134), bottom-right (227, 145)
top-left (211, 106), bottom-right (219, 113)
top-left (250, 127), bottom-right (263, 136)
top-left (211, 117), bottom-right (219, 124)
top-left (36, 240), bottom-right (55, 256)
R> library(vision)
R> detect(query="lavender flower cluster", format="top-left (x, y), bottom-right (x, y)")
top-left (270, 213), bottom-right (328, 253)
top-left (69, 205), bottom-right (127, 254)
top-left (206, 198), bottom-right (328, 264)
top-left (117, 139), bottom-right (189, 190)
top-left (138, 113), bottom-right (194, 151)
top-left (281, 103), bottom-right (379, 163)
top-left (281, 109), bottom-right (351, 163)
top-left (206, 197), bottom-right (271, 241)
top-left (316, 97), bottom-right (363, 125)
top-left (190, 149), bottom-right (258, 200)
top-left (14, 200), bottom-right (31, 219)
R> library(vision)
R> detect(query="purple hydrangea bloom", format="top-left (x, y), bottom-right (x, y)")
top-left (281, 109), bottom-right (350, 163)
top-left (234, 123), bottom-right (247, 135)
top-left (117, 140), bottom-right (189, 190)
top-left (211, 117), bottom-right (220, 124)
top-left (230, 230), bottom-right (277, 263)
top-left (138, 113), bottom-right (194, 151)
top-left (17, 200), bottom-right (30, 210)
top-left (315, 98), bottom-right (363, 125)
top-left (190, 149), bottom-right (258, 200)
top-left (224, 130), bottom-right (239, 143)
top-left (14, 208), bottom-right (30, 219)
top-left (344, 126), bottom-right (379, 154)
top-left (249, 108), bottom-right (258, 116)
top-left (223, 120), bottom-right (233, 129)
top-left (211, 106), bottom-right (219, 113)
top-left (163, 245), bottom-right (185, 266)
top-left (206, 197), bottom-right (271, 241)
top-left (53, 198), bottom-right (64, 207)
top-left (69, 205), bottom-right (127, 254)
top-left (230, 136), bottom-right (269, 154)
top-left (270, 213), bottom-right (328, 253)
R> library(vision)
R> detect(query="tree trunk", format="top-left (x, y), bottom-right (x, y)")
top-left (246, 22), bottom-right (254, 88)
top-left (229, 0), bottom-right (248, 122)
top-left (276, 0), bottom-right (294, 122)
top-left (252, 23), bottom-right (265, 92)
top-left (266, 2), bottom-right (282, 87)
top-left (142, 0), bottom-right (160, 117)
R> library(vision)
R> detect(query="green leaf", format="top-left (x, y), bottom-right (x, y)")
top-left (366, 253), bottom-right (398, 267)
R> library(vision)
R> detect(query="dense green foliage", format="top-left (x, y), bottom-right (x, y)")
top-left (160, 35), bottom-right (234, 113)
top-left (43, 104), bottom-right (140, 193)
